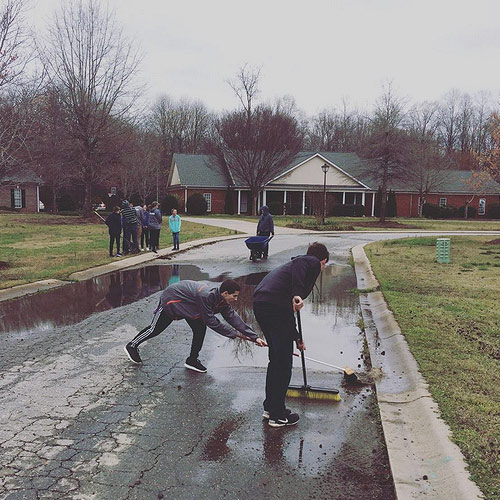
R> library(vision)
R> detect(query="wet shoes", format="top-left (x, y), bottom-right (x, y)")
top-left (184, 357), bottom-right (207, 373)
top-left (124, 343), bottom-right (142, 364)
top-left (268, 412), bottom-right (300, 428)
top-left (262, 408), bottom-right (293, 420)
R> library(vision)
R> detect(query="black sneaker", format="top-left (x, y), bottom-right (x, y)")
top-left (124, 343), bottom-right (142, 364)
top-left (184, 358), bottom-right (207, 373)
top-left (268, 412), bottom-right (300, 428)
top-left (263, 408), bottom-right (293, 420)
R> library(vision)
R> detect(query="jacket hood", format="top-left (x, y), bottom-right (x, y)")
top-left (261, 205), bottom-right (270, 215)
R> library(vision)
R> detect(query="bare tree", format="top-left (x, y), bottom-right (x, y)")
top-left (0, 0), bottom-right (34, 180)
top-left (361, 83), bottom-right (410, 222)
top-left (212, 105), bottom-right (303, 215)
top-left (226, 63), bottom-right (261, 125)
top-left (0, 0), bottom-right (31, 89)
top-left (40, 0), bottom-right (141, 215)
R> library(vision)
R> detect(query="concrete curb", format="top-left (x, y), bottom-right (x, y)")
top-left (352, 242), bottom-right (484, 500)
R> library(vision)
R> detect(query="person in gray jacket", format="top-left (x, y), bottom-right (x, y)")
top-left (125, 279), bottom-right (266, 372)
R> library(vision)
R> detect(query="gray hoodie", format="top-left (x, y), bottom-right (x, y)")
top-left (160, 280), bottom-right (257, 340)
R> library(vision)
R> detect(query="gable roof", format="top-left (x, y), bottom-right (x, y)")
top-left (270, 152), bottom-right (372, 188)
top-left (171, 154), bottom-right (230, 188)
top-left (169, 152), bottom-right (500, 195)
top-left (1, 168), bottom-right (41, 184)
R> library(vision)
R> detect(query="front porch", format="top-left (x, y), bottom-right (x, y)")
top-left (235, 188), bottom-right (376, 216)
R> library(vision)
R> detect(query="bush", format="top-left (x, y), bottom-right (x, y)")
top-left (486, 203), bottom-right (500, 219)
top-left (267, 201), bottom-right (283, 215)
top-left (330, 204), bottom-right (365, 216)
top-left (186, 193), bottom-right (207, 215)
top-left (422, 203), bottom-right (458, 219)
top-left (458, 205), bottom-right (477, 218)
top-left (57, 194), bottom-right (76, 212)
top-left (161, 194), bottom-right (180, 214)
top-left (224, 188), bottom-right (234, 215)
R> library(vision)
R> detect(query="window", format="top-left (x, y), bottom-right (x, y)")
top-left (478, 198), bottom-right (486, 216)
top-left (203, 193), bottom-right (212, 212)
top-left (439, 197), bottom-right (447, 207)
top-left (240, 192), bottom-right (248, 213)
top-left (11, 188), bottom-right (25, 209)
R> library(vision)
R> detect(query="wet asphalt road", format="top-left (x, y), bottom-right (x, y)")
top-left (0, 234), bottom-right (400, 500)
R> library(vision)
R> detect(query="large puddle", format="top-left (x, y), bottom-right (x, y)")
top-left (1, 262), bottom-right (364, 373)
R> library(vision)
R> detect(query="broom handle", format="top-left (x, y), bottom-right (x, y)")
top-left (292, 353), bottom-right (345, 373)
top-left (296, 310), bottom-right (308, 388)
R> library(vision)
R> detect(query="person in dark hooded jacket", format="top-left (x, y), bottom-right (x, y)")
top-left (256, 205), bottom-right (274, 259)
top-left (253, 242), bottom-right (329, 427)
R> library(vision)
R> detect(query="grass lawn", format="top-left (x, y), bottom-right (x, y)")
top-left (0, 213), bottom-right (237, 289)
top-left (198, 214), bottom-right (500, 232)
top-left (365, 236), bottom-right (500, 500)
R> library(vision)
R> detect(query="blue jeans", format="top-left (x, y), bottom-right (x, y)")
top-left (123, 223), bottom-right (138, 254)
top-left (172, 232), bottom-right (180, 249)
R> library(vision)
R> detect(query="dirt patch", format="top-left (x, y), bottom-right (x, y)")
top-left (0, 261), bottom-right (10, 270)
top-left (485, 238), bottom-right (500, 245)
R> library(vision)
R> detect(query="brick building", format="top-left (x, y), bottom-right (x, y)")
top-left (0, 169), bottom-right (42, 213)
top-left (166, 152), bottom-right (500, 217)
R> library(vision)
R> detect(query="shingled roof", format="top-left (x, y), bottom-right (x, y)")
top-left (1, 168), bottom-right (41, 184)
top-left (170, 152), bottom-right (500, 195)
top-left (171, 154), bottom-right (230, 187)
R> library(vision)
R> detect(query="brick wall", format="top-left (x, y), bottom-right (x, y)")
top-left (166, 188), bottom-right (227, 214)
top-left (0, 183), bottom-right (38, 213)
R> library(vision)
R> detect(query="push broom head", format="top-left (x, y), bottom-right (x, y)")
top-left (286, 385), bottom-right (341, 401)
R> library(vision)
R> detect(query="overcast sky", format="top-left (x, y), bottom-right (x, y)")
top-left (27, 0), bottom-right (500, 115)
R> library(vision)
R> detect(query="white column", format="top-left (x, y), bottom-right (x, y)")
top-left (257, 191), bottom-right (261, 213)
top-left (283, 191), bottom-right (287, 215)
top-left (263, 190), bottom-right (267, 207)
top-left (237, 190), bottom-right (241, 215)
top-left (184, 188), bottom-right (188, 212)
top-left (302, 191), bottom-right (306, 215)
top-left (342, 192), bottom-right (346, 205)
top-left (36, 185), bottom-right (40, 213)
top-left (361, 191), bottom-right (366, 206)
top-left (371, 192), bottom-right (375, 216)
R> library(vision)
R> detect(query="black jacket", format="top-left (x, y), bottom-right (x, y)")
top-left (105, 212), bottom-right (122, 235)
top-left (253, 255), bottom-right (321, 310)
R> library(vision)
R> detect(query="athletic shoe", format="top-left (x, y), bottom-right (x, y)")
top-left (262, 408), bottom-right (293, 420)
top-left (116, 253), bottom-right (123, 257)
top-left (172, 247), bottom-right (176, 251)
top-left (268, 412), bottom-right (300, 428)
top-left (124, 343), bottom-right (142, 364)
top-left (184, 358), bottom-right (207, 373)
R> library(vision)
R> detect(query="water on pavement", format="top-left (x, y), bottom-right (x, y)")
top-left (0, 235), bottom-right (395, 500)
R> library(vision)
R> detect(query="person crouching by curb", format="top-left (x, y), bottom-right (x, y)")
top-left (257, 205), bottom-right (274, 259)
top-left (125, 279), bottom-right (266, 372)
top-left (253, 242), bottom-right (329, 428)
top-left (105, 206), bottom-right (122, 257)
top-left (169, 208), bottom-right (181, 250)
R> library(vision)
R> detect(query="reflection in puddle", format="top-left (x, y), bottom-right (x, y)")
top-left (0, 264), bottom-right (209, 335)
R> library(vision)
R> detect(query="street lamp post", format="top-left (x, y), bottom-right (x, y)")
top-left (321, 163), bottom-right (329, 225)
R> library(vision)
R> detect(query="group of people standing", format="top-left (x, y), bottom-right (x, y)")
top-left (105, 201), bottom-right (182, 257)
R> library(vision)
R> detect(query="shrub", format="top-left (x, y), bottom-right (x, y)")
top-left (486, 203), bottom-right (500, 219)
top-left (57, 194), bottom-right (76, 212)
top-left (422, 203), bottom-right (458, 219)
top-left (267, 201), bottom-right (283, 215)
top-left (161, 194), bottom-right (180, 214)
top-left (224, 188), bottom-right (234, 215)
top-left (331, 204), bottom-right (365, 216)
top-left (186, 193), bottom-right (207, 215)
top-left (458, 205), bottom-right (477, 218)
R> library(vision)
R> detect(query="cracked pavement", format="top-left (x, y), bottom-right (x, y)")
top-left (1, 234), bottom-right (399, 500)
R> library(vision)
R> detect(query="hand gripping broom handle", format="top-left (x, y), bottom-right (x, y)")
top-left (296, 310), bottom-right (308, 388)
